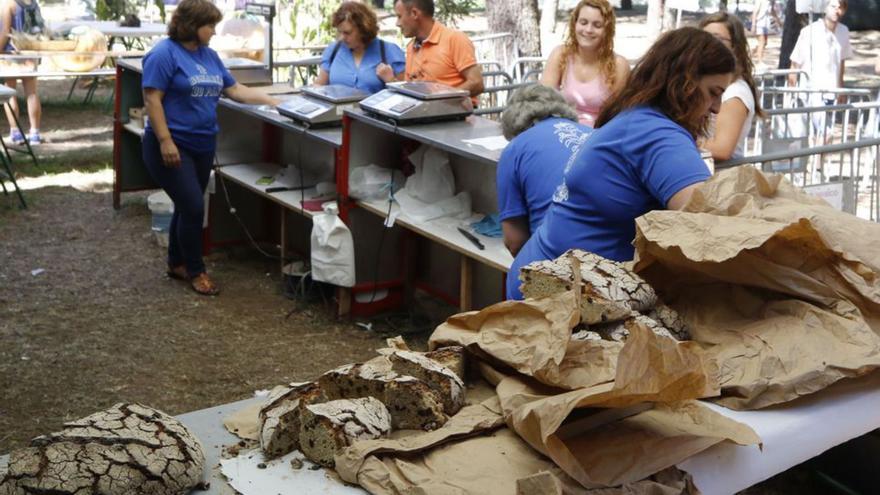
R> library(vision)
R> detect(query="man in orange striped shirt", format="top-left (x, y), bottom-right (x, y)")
top-left (393, 0), bottom-right (484, 98)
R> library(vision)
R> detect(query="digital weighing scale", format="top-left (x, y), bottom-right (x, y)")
top-left (276, 85), bottom-right (368, 127)
top-left (358, 82), bottom-right (472, 125)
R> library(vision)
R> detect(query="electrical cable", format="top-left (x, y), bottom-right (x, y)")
top-left (366, 179), bottom-right (395, 306)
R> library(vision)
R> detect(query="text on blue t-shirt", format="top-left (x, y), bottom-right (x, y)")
top-left (142, 39), bottom-right (235, 150)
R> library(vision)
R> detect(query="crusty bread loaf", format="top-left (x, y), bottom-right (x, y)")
top-left (592, 312), bottom-right (681, 342)
top-left (0, 403), bottom-right (204, 495)
top-left (258, 382), bottom-right (325, 458)
top-left (318, 363), bottom-right (448, 430)
top-left (389, 350), bottom-right (465, 415)
top-left (645, 303), bottom-right (690, 340)
top-left (299, 397), bottom-right (391, 468)
top-left (424, 346), bottom-right (466, 381)
top-left (571, 329), bottom-right (602, 341)
top-left (519, 249), bottom-right (657, 324)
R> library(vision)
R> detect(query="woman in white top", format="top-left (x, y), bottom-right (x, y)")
top-left (699, 12), bottom-right (763, 161)
top-left (539, 0), bottom-right (629, 127)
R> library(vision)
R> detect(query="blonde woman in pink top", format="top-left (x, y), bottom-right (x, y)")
top-left (540, 0), bottom-right (629, 126)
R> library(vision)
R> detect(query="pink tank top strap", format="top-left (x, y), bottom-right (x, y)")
top-left (560, 55), bottom-right (611, 126)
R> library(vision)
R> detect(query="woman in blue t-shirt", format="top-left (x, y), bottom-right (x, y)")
top-left (142, 0), bottom-right (279, 296)
top-left (313, 1), bottom-right (405, 94)
top-left (497, 84), bottom-right (592, 257)
top-left (507, 28), bottom-right (735, 300)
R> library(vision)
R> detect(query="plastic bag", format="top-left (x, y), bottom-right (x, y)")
top-left (310, 202), bottom-right (355, 287)
top-left (395, 190), bottom-right (472, 223)
top-left (404, 144), bottom-right (456, 203)
top-left (349, 164), bottom-right (404, 200)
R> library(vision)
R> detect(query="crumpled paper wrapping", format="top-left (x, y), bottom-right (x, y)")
top-left (634, 166), bottom-right (880, 409)
top-left (424, 290), bottom-right (758, 488)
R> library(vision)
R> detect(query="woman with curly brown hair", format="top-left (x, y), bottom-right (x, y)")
top-left (507, 28), bottom-right (735, 300)
top-left (314, 1), bottom-right (405, 94)
top-left (699, 11), bottom-right (763, 161)
top-left (539, 0), bottom-right (630, 126)
top-left (142, 0), bottom-right (279, 295)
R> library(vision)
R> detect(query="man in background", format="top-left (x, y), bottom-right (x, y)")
top-left (392, 0), bottom-right (483, 98)
top-left (788, 0), bottom-right (852, 99)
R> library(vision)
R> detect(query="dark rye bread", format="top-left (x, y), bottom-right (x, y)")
top-left (519, 249), bottom-right (658, 325)
top-left (318, 362), bottom-right (448, 431)
top-left (389, 350), bottom-right (465, 415)
top-left (258, 382), bottom-right (326, 458)
top-left (299, 397), bottom-right (391, 468)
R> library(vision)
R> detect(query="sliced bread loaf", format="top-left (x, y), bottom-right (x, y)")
top-left (258, 382), bottom-right (325, 458)
top-left (424, 345), bottom-right (466, 381)
top-left (299, 397), bottom-right (391, 468)
top-left (389, 350), bottom-right (465, 415)
top-left (519, 249), bottom-right (658, 324)
top-left (318, 363), bottom-right (448, 431)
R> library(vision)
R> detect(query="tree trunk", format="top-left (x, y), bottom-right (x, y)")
top-left (646, 0), bottom-right (664, 40)
top-left (487, 0), bottom-right (541, 63)
top-left (778, 0), bottom-right (807, 69)
top-left (540, 0), bottom-right (559, 54)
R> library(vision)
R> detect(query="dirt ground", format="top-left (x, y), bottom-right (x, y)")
top-left (2, 16), bottom-right (880, 494)
top-left (0, 83), bottom-right (441, 456)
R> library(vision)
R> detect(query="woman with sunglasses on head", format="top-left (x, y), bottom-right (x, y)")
top-left (314, 1), bottom-right (406, 94)
top-left (507, 28), bottom-right (735, 300)
top-left (700, 11), bottom-right (763, 161)
top-left (540, 0), bottom-right (630, 127)
top-left (142, 0), bottom-right (280, 296)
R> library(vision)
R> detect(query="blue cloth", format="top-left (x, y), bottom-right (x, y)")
top-left (506, 106), bottom-right (711, 300)
top-left (470, 213), bottom-right (502, 238)
top-left (320, 38), bottom-right (405, 94)
top-left (142, 129), bottom-right (215, 278)
top-left (142, 39), bottom-right (235, 151)
top-left (496, 118), bottom-right (593, 234)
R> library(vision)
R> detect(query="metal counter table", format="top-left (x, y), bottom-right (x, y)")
top-left (6, 371), bottom-right (880, 494)
top-left (341, 108), bottom-right (512, 311)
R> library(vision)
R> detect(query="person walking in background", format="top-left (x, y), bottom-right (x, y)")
top-left (497, 85), bottom-right (592, 257)
top-left (313, 2), bottom-right (406, 94)
top-left (789, 0), bottom-right (851, 97)
top-left (507, 28), bottom-right (734, 300)
top-left (392, 0), bottom-right (483, 98)
top-left (0, 0), bottom-right (44, 145)
top-left (142, 0), bottom-right (279, 296)
top-left (700, 12), bottom-right (763, 161)
top-left (751, 0), bottom-right (781, 67)
top-left (540, 0), bottom-right (630, 127)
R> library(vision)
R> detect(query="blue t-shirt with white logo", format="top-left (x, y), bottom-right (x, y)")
top-left (142, 39), bottom-right (236, 151)
top-left (497, 117), bottom-right (592, 234)
top-left (320, 38), bottom-right (405, 94)
top-left (506, 106), bottom-right (711, 300)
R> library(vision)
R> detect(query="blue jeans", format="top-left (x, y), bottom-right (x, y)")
top-left (142, 130), bottom-right (215, 278)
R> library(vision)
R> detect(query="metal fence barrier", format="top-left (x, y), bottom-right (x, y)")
top-left (719, 137), bottom-right (880, 221)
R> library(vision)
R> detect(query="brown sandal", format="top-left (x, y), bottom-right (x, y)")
top-left (191, 273), bottom-right (220, 296)
top-left (166, 264), bottom-right (188, 281)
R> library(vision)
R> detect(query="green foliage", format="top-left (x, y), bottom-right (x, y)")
top-left (435, 0), bottom-right (477, 27)
top-left (286, 0), bottom-right (342, 46)
top-left (90, 0), bottom-right (165, 23)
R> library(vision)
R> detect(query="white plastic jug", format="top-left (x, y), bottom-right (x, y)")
top-left (310, 202), bottom-right (356, 287)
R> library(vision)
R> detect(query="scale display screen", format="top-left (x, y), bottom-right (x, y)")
top-left (302, 84), bottom-right (368, 104)
top-left (389, 81), bottom-right (469, 100)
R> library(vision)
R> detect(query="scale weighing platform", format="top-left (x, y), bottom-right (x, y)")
top-left (277, 85), bottom-right (368, 127)
top-left (358, 82), bottom-right (472, 125)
